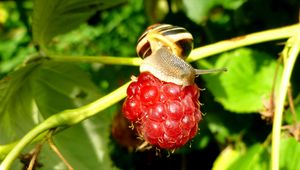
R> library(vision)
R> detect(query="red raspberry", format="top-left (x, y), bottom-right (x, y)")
top-left (122, 72), bottom-right (201, 149)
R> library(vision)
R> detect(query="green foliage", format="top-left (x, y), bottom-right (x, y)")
top-left (227, 143), bottom-right (269, 170)
top-left (32, 0), bottom-right (126, 49)
top-left (1, 0), bottom-right (300, 169)
top-left (0, 62), bottom-right (41, 144)
top-left (182, 0), bottom-right (246, 24)
top-left (35, 113), bottom-right (119, 170)
top-left (46, 0), bottom-right (146, 57)
top-left (0, 2), bottom-right (34, 76)
top-left (0, 60), bottom-right (100, 143)
top-left (200, 48), bottom-right (281, 113)
top-left (212, 137), bottom-right (300, 170)
top-left (280, 138), bottom-right (300, 170)
top-left (0, 59), bottom-right (121, 169)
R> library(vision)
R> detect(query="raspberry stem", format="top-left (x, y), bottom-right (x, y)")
top-left (188, 24), bottom-right (300, 62)
top-left (49, 24), bottom-right (300, 66)
top-left (52, 55), bottom-right (142, 66)
top-left (271, 32), bottom-right (300, 170)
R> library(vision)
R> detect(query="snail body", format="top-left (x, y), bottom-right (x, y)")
top-left (140, 46), bottom-right (196, 86)
top-left (137, 24), bottom-right (226, 86)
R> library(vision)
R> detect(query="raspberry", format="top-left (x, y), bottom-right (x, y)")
top-left (122, 72), bottom-right (201, 149)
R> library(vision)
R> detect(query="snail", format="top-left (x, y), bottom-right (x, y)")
top-left (136, 24), bottom-right (226, 86)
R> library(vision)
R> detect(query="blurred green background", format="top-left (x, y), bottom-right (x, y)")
top-left (1, 0), bottom-right (300, 170)
top-left (1, 0), bottom-right (299, 77)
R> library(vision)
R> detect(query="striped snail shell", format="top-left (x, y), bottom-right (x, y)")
top-left (136, 24), bottom-right (194, 60)
top-left (137, 24), bottom-right (227, 86)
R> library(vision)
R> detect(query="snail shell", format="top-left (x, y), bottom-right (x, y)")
top-left (136, 24), bottom-right (226, 86)
top-left (136, 24), bottom-right (195, 86)
top-left (136, 24), bottom-right (194, 60)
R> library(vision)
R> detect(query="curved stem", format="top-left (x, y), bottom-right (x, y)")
top-left (0, 132), bottom-right (48, 160)
top-left (0, 81), bottom-right (130, 170)
top-left (0, 122), bottom-right (53, 170)
top-left (48, 24), bottom-right (300, 66)
top-left (271, 34), bottom-right (300, 170)
top-left (187, 23), bottom-right (300, 62)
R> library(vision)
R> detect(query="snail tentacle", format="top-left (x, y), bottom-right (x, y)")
top-left (194, 68), bottom-right (228, 75)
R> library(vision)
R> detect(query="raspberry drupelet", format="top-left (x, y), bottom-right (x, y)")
top-left (122, 72), bottom-right (201, 149)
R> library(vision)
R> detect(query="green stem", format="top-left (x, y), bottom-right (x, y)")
top-left (51, 55), bottom-right (142, 66)
top-left (0, 143), bottom-right (18, 161)
top-left (0, 81), bottom-right (130, 170)
top-left (48, 24), bottom-right (300, 65)
top-left (271, 34), bottom-right (300, 170)
top-left (187, 23), bottom-right (300, 62)
top-left (0, 131), bottom-right (48, 160)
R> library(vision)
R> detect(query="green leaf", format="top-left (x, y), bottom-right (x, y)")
top-left (284, 104), bottom-right (300, 125)
top-left (0, 60), bottom-right (100, 144)
top-left (199, 48), bottom-right (281, 113)
top-left (30, 62), bottom-right (100, 117)
top-left (0, 62), bottom-right (41, 144)
top-left (32, 0), bottom-right (126, 47)
top-left (212, 146), bottom-right (241, 170)
top-left (182, 0), bottom-right (246, 24)
top-left (205, 110), bottom-right (253, 144)
top-left (1, 60), bottom-right (118, 169)
top-left (215, 138), bottom-right (300, 170)
top-left (227, 144), bottom-right (268, 170)
top-left (280, 138), bottom-right (300, 170)
top-left (38, 111), bottom-right (119, 170)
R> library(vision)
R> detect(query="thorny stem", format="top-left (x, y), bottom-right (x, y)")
top-left (48, 134), bottom-right (74, 170)
top-left (271, 33), bottom-right (300, 170)
top-left (260, 57), bottom-right (281, 120)
top-left (27, 143), bottom-right (43, 170)
top-left (287, 86), bottom-right (297, 124)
